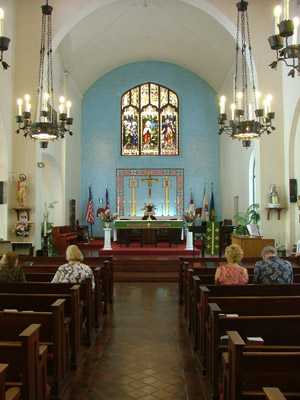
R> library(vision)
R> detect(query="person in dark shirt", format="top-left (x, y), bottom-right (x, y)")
top-left (253, 246), bottom-right (293, 284)
top-left (0, 251), bottom-right (26, 282)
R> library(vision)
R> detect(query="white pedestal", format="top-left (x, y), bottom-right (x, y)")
top-left (185, 229), bottom-right (193, 250)
top-left (103, 228), bottom-right (112, 250)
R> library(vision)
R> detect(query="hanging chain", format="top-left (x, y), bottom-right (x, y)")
top-left (241, 9), bottom-right (248, 119)
top-left (246, 9), bottom-right (258, 112)
top-left (234, 11), bottom-right (239, 106)
top-left (35, 12), bottom-right (46, 122)
top-left (47, 13), bottom-right (54, 123)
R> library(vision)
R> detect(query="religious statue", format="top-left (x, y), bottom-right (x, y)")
top-left (269, 184), bottom-right (280, 207)
top-left (12, 174), bottom-right (30, 207)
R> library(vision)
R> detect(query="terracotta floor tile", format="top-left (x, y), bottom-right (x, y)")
top-left (62, 283), bottom-right (207, 400)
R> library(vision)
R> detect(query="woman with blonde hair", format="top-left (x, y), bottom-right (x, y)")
top-left (0, 251), bottom-right (26, 282)
top-left (214, 244), bottom-right (248, 285)
top-left (52, 245), bottom-right (95, 288)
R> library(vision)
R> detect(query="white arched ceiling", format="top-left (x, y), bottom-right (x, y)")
top-left (52, 0), bottom-right (238, 94)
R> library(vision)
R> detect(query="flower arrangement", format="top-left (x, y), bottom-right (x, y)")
top-left (99, 209), bottom-right (117, 223)
top-left (182, 210), bottom-right (200, 223)
top-left (141, 203), bottom-right (156, 212)
top-left (13, 217), bottom-right (32, 237)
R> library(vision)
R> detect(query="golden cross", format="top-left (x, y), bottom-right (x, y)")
top-left (141, 172), bottom-right (159, 198)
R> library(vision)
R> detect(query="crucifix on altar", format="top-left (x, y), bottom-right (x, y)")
top-left (142, 172), bottom-right (158, 198)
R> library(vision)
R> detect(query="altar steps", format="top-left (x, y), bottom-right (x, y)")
top-left (113, 255), bottom-right (179, 282)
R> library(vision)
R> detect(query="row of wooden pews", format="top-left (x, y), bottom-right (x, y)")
top-left (179, 255), bottom-right (300, 400)
top-left (0, 255), bottom-right (114, 399)
top-left (0, 364), bottom-right (20, 400)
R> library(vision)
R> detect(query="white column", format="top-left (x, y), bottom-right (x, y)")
top-left (103, 228), bottom-right (112, 250)
top-left (185, 226), bottom-right (193, 250)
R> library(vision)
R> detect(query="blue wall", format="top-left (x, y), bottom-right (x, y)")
top-left (81, 61), bottom-right (220, 237)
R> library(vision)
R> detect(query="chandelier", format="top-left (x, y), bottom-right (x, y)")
top-left (218, 0), bottom-right (275, 148)
top-left (15, 1), bottom-right (73, 149)
top-left (268, 2), bottom-right (299, 78)
top-left (0, 8), bottom-right (11, 70)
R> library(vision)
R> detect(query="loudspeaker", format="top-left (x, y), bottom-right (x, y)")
top-left (290, 179), bottom-right (297, 202)
top-left (0, 182), bottom-right (3, 204)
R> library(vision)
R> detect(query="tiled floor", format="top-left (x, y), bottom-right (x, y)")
top-left (62, 282), bottom-right (208, 400)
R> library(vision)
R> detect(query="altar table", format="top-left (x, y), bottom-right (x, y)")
top-left (114, 219), bottom-right (184, 247)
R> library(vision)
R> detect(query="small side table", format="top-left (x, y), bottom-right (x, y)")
top-left (12, 207), bottom-right (31, 221)
top-left (266, 207), bottom-right (285, 220)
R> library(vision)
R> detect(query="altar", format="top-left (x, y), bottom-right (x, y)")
top-left (114, 217), bottom-right (184, 247)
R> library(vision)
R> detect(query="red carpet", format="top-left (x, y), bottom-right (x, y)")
top-left (78, 239), bottom-right (201, 256)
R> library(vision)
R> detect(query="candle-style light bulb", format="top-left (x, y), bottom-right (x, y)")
top-left (17, 99), bottom-right (23, 116)
top-left (24, 94), bottom-right (31, 112)
top-left (283, 0), bottom-right (289, 20)
top-left (43, 92), bottom-right (49, 111)
top-left (66, 101), bottom-right (72, 118)
top-left (293, 17), bottom-right (299, 45)
top-left (266, 94), bottom-right (272, 113)
top-left (59, 96), bottom-right (65, 114)
top-left (274, 5), bottom-right (281, 34)
top-left (237, 92), bottom-right (243, 109)
top-left (219, 95), bottom-right (226, 114)
top-left (256, 91), bottom-right (261, 109)
top-left (231, 103), bottom-right (236, 120)
top-left (0, 8), bottom-right (4, 37)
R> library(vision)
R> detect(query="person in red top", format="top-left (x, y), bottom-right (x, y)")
top-left (214, 244), bottom-right (249, 285)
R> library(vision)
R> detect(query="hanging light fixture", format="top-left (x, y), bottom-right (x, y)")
top-left (0, 7), bottom-right (11, 70)
top-left (268, 1), bottom-right (299, 78)
top-left (15, 1), bottom-right (73, 149)
top-left (218, 0), bottom-right (275, 148)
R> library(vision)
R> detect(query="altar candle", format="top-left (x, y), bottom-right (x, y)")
top-left (43, 202), bottom-right (47, 236)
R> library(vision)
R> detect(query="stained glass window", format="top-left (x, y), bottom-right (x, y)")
top-left (121, 83), bottom-right (179, 156)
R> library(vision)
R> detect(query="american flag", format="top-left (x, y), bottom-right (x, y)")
top-left (85, 186), bottom-right (95, 224)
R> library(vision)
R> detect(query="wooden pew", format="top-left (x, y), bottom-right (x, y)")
top-left (195, 283), bottom-right (300, 366)
top-left (20, 255), bottom-right (112, 317)
top-left (19, 254), bottom-right (114, 302)
top-left (0, 283), bottom-right (81, 368)
top-left (223, 330), bottom-right (300, 399)
top-left (178, 255), bottom-right (300, 305)
top-left (0, 364), bottom-right (20, 400)
top-left (0, 300), bottom-right (67, 399)
top-left (0, 324), bottom-right (46, 400)
top-left (207, 306), bottom-right (300, 400)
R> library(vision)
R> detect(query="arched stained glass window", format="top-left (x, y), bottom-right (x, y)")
top-left (121, 82), bottom-right (179, 156)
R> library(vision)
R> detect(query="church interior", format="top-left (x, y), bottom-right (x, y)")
top-left (0, 0), bottom-right (300, 399)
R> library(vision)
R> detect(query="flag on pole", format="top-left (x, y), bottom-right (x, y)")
top-left (189, 189), bottom-right (194, 212)
top-left (105, 185), bottom-right (109, 211)
top-left (210, 187), bottom-right (215, 221)
top-left (202, 186), bottom-right (209, 222)
top-left (85, 185), bottom-right (95, 224)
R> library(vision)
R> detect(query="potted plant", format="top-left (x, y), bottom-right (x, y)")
top-left (233, 203), bottom-right (260, 236)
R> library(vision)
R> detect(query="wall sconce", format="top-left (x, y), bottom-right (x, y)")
top-left (37, 162), bottom-right (45, 168)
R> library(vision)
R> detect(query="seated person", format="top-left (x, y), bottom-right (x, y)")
top-left (52, 245), bottom-right (95, 288)
top-left (0, 251), bottom-right (26, 282)
top-left (253, 246), bottom-right (293, 284)
top-left (214, 244), bottom-right (248, 285)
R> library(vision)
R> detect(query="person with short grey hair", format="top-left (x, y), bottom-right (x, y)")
top-left (253, 246), bottom-right (293, 284)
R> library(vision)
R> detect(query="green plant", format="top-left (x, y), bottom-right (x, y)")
top-left (233, 203), bottom-right (260, 235)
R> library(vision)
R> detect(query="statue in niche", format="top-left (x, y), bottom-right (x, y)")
top-left (269, 184), bottom-right (280, 207)
top-left (12, 174), bottom-right (30, 207)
